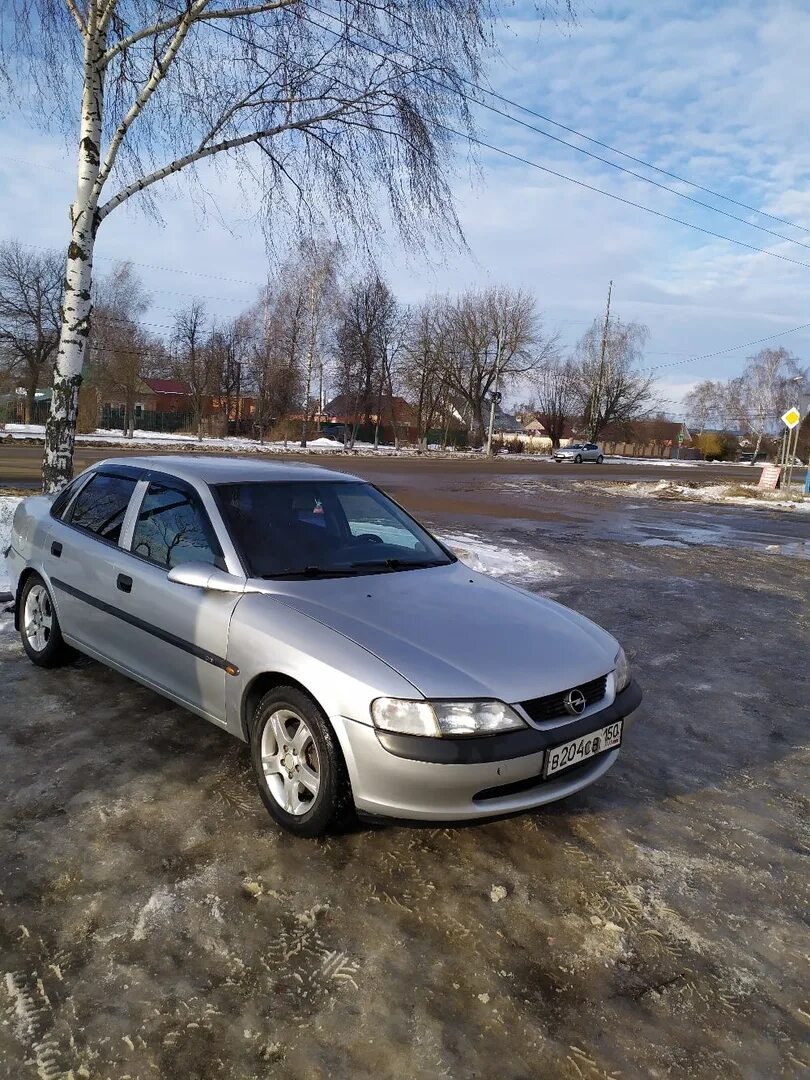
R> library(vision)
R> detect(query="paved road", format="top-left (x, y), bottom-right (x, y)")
top-left (1, 477), bottom-right (807, 1079)
top-left (0, 440), bottom-right (770, 487)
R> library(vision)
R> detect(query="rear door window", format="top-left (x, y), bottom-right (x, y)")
top-left (66, 472), bottom-right (138, 543)
top-left (131, 482), bottom-right (223, 570)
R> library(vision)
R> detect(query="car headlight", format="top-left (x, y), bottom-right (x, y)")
top-left (371, 698), bottom-right (526, 738)
top-left (614, 647), bottom-right (631, 692)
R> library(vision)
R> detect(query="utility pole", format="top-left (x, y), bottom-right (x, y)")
top-left (588, 280), bottom-right (612, 441)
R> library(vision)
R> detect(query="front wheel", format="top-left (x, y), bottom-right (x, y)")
top-left (19, 575), bottom-right (72, 667)
top-left (575, 454), bottom-right (583, 464)
top-left (249, 686), bottom-right (352, 837)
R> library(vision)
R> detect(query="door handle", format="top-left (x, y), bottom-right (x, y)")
top-left (51, 541), bottom-right (63, 558)
top-left (116, 574), bottom-right (133, 594)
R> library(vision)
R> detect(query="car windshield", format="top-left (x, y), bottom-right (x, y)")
top-left (213, 480), bottom-right (455, 578)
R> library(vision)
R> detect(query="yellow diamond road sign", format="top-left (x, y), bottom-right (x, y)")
top-left (781, 407), bottom-right (801, 429)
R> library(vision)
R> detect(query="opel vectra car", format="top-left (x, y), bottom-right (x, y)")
top-left (4, 456), bottom-right (641, 836)
top-left (554, 443), bottom-right (604, 463)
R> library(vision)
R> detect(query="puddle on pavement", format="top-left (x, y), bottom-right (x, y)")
top-left (627, 516), bottom-right (809, 558)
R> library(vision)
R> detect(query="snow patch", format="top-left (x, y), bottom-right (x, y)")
top-left (630, 479), bottom-right (810, 513)
top-left (0, 497), bottom-right (22, 625)
top-left (441, 531), bottom-right (561, 581)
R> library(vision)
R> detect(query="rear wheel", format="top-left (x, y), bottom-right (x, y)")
top-left (596, 454), bottom-right (604, 464)
top-left (249, 685), bottom-right (352, 837)
top-left (20, 575), bottom-right (72, 668)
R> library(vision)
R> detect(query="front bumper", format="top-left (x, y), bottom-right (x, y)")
top-left (340, 681), bottom-right (643, 821)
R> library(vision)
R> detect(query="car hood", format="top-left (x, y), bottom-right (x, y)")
top-left (255, 562), bottom-right (618, 702)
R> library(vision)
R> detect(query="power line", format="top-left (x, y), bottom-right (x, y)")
top-left (305, 5), bottom-right (810, 251)
top-left (436, 123), bottom-right (810, 271)
top-left (646, 320), bottom-right (810, 373)
top-left (305, 3), bottom-right (810, 238)
top-left (192, 8), bottom-right (810, 273)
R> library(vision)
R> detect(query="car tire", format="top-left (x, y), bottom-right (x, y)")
top-left (249, 685), bottom-right (353, 837)
top-left (575, 454), bottom-right (583, 464)
top-left (19, 574), bottom-right (73, 668)
top-left (596, 455), bottom-right (604, 464)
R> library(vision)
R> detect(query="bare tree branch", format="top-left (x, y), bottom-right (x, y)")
top-left (100, 0), bottom-right (303, 67)
top-left (97, 96), bottom-right (369, 220)
top-left (93, 0), bottom-right (210, 201)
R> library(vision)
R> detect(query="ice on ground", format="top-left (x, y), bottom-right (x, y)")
top-left (441, 531), bottom-right (561, 581)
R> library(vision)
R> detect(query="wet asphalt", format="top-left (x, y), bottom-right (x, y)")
top-left (0, 455), bottom-right (808, 1079)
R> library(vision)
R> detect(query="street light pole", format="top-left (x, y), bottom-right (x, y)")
top-left (485, 353), bottom-right (502, 457)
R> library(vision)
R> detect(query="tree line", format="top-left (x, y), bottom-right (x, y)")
top-left (0, 237), bottom-right (660, 450)
top-left (682, 349), bottom-right (808, 460)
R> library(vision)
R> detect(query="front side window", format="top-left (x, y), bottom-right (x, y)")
top-left (67, 472), bottom-right (137, 543)
top-left (215, 481), bottom-right (453, 578)
top-left (131, 482), bottom-right (223, 570)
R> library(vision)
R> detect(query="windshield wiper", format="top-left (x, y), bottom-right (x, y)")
top-left (264, 565), bottom-right (356, 579)
top-left (349, 558), bottom-right (445, 572)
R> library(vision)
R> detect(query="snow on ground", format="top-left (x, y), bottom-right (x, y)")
top-left (441, 531), bottom-right (561, 581)
top-left (1, 424), bottom-right (412, 455)
top-left (0, 496), bottom-right (21, 631)
top-left (4, 425), bottom-right (774, 468)
top-left (596, 479), bottom-right (810, 513)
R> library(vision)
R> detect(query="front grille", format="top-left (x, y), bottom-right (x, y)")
top-left (520, 674), bottom-right (608, 726)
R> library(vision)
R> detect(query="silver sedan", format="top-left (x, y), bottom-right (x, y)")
top-left (4, 456), bottom-right (641, 836)
top-left (554, 442), bottom-right (604, 463)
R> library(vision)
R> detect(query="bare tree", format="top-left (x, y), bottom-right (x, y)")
top-left (334, 273), bottom-right (398, 446)
top-left (530, 355), bottom-right (573, 449)
top-left (172, 301), bottom-right (216, 440)
top-left (682, 379), bottom-right (726, 434)
top-left (571, 316), bottom-right (654, 440)
top-left (90, 261), bottom-right (153, 436)
top-left (0, 241), bottom-right (62, 423)
top-left (441, 287), bottom-right (548, 448)
top-left (2, 1), bottom-right (543, 489)
top-left (297, 239), bottom-right (340, 447)
top-left (401, 301), bottom-right (451, 449)
top-left (727, 347), bottom-right (805, 463)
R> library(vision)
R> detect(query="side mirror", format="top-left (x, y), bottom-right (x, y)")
top-left (167, 563), bottom-right (247, 594)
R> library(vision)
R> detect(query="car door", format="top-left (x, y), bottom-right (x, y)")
top-left (585, 443), bottom-right (599, 461)
top-left (106, 477), bottom-right (241, 725)
top-left (47, 468), bottom-right (141, 657)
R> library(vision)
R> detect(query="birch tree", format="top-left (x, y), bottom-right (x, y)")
top-left (2, 0), bottom-right (516, 490)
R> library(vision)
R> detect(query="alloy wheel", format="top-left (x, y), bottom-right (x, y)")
top-left (260, 708), bottom-right (321, 815)
top-left (24, 584), bottom-right (53, 653)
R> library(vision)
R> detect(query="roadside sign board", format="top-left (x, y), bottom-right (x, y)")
top-left (781, 407), bottom-right (801, 429)
top-left (677, 432), bottom-right (684, 444)
top-left (758, 464), bottom-right (782, 490)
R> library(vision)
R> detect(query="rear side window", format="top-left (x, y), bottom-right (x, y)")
top-left (131, 482), bottom-right (223, 570)
top-left (51, 475), bottom-right (85, 519)
top-left (67, 472), bottom-right (137, 543)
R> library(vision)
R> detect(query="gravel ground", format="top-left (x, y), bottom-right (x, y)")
top-left (0, 488), bottom-right (808, 1079)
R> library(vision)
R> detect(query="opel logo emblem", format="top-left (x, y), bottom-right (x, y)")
top-left (564, 688), bottom-right (587, 716)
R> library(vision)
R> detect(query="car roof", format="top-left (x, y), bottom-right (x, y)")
top-left (92, 454), bottom-right (360, 486)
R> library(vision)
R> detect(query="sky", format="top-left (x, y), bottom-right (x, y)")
top-left (1, 0), bottom-right (810, 416)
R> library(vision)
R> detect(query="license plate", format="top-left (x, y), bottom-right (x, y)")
top-left (543, 720), bottom-right (623, 778)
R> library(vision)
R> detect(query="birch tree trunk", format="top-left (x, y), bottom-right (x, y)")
top-left (43, 12), bottom-right (106, 492)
